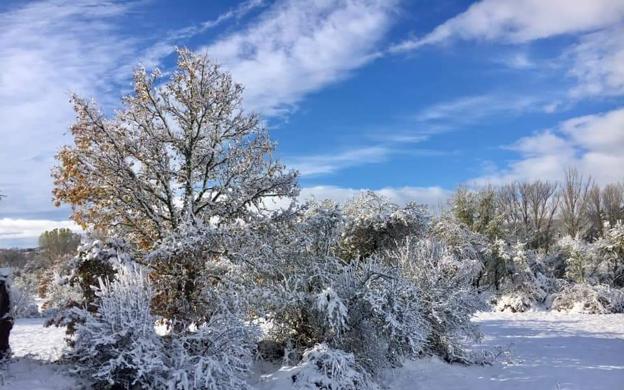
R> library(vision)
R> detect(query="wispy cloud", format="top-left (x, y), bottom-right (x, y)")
top-left (140, 0), bottom-right (268, 68)
top-left (567, 25), bottom-right (624, 98)
top-left (288, 146), bottom-right (391, 176)
top-left (411, 93), bottom-right (550, 132)
top-left (0, 0), bottom-right (139, 220)
top-left (202, 0), bottom-right (397, 115)
top-left (390, 0), bottom-right (624, 53)
top-left (389, 0), bottom-right (624, 103)
top-left (496, 51), bottom-right (536, 70)
top-left (288, 92), bottom-right (546, 178)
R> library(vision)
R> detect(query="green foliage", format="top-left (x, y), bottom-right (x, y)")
top-left (38, 228), bottom-right (81, 260)
top-left (450, 187), bottom-right (503, 240)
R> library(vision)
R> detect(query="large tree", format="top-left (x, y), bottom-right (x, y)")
top-left (53, 49), bottom-right (298, 248)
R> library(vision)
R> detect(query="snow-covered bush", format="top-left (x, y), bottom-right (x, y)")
top-left (67, 263), bottom-right (167, 388)
top-left (231, 211), bottom-right (430, 378)
top-left (558, 235), bottom-right (596, 284)
top-left (495, 243), bottom-right (550, 312)
top-left (45, 238), bottom-right (129, 335)
top-left (145, 222), bottom-right (249, 330)
top-left (258, 252), bottom-right (428, 376)
top-left (550, 283), bottom-right (624, 314)
top-left (300, 200), bottom-right (343, 257)
top-left (290, 343), bottom-right (376, 390)
top-left (67, 261), bottom-right (258, 389)
top-left (165, 312), bottom-right (257, 390)
top-left (339, 192), bottom-right (429, 260)
top-left (7, 273), bottom-right (39, 318)
top-left (594, 221), bottom-right (624, 287)
top-left (40, 272), bottom-right (82, 316)
top-left (389, 239), bottom-right (485, 363)
top-left (557, 223), bottom-right (624, 288)
top-left (9, 283), bottom-right (38, 318)
top-left (431, 215), bottom-right (487, 266)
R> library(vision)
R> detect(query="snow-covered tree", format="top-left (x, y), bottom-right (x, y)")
top-left (144, 220), bottom-right (256, 334)
top-left (560, 168), bottom-right (592, 239)
top-left (495, 242), bottom-right (550, 312)
top-left (497, 181), bottom-right (559, 251)
top-left (53, 48), bottom-right (298, 248)
top-left (450, 186), bottom-right (503, 240)
top-left (594, 221), bottom-right (624, 287)
top-left (339, 192), bottom-right (429, 261)
top-left (558, 235), bottom-right (595, 284)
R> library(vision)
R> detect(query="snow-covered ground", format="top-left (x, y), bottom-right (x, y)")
top-left (383, 312), bottom-right (624, 390)
top-left (2, 312), bottom-right (624, 389)
top-left (1, 318), bottom-right (76, 389)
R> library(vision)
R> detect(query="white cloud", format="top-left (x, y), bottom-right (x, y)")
top-left (391, 0), bottom-right (624, 52)
top-left (412, 94), bottom-right (549, 131)
top-left (288, 146), bottom-right (391, 176)
top-left (139, 0), bottom-right (268, 68)
top-left (497, 51), bottom-right (536, 69)
top-left (389, 0), bottom-right (624, 102)
top-left (299, 185), bottom-right (451, 209)
top-left (0, 0), bottom-right (137, 219)
top-left (203, 0), bottom-right (396, 115)
top-left (567, 26), bottom-right (624, 98)
top-left (0, 218), bottom-right (81, 248)
top-left (471, 107), bottom-right (624, 186)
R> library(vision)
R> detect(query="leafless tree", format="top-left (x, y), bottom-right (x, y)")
top-left (602, 183), bottom-right (624, 227)
top-left (497, 181), bottom-right (559, 251)
top-left (560, 168), bottom-right (592, 238)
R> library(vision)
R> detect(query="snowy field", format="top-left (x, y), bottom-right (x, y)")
top-left (384, 312), bottom-right (624, 390)
top-left (2, 312), bottom-right (624, 389)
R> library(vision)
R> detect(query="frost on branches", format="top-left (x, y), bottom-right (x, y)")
top-left (45, 239), bottom-right (129, 336)
top-left (389, 239), bottom-right (485, 363)
top-left (290, 344), bottom-right (376, 390)
top-left (67, 264), bottom-right (166, 388)
top-left (339, 192), bottom-right (429, 260)
top-left (65, 261), bottom-right (257, 390)
top-left (53, 48), bottom-right (298, 248)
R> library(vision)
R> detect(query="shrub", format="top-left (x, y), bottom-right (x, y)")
top-left (338, 192), bottom-right (429, 261)
top-left (389, 239), bottom-right (485, 363)
top-left (67, 261), bottom-right (258, 389)
top-left (9, 283), bottom-right (38, 318)
top-left (550, 283), bottom-right (624, 314)
top-left (290, 344), bottom-right (376, 390)
top-left (67, 263), bottom-right (167, 388)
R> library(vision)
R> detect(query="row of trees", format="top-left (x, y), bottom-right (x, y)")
top-left (452, 170), bottom-right (623, 253)
top-left (448, 173), bottom-right (624, 313)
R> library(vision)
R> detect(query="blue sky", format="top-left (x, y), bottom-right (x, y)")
top-left (1, 0), bottom-right (623, 247)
